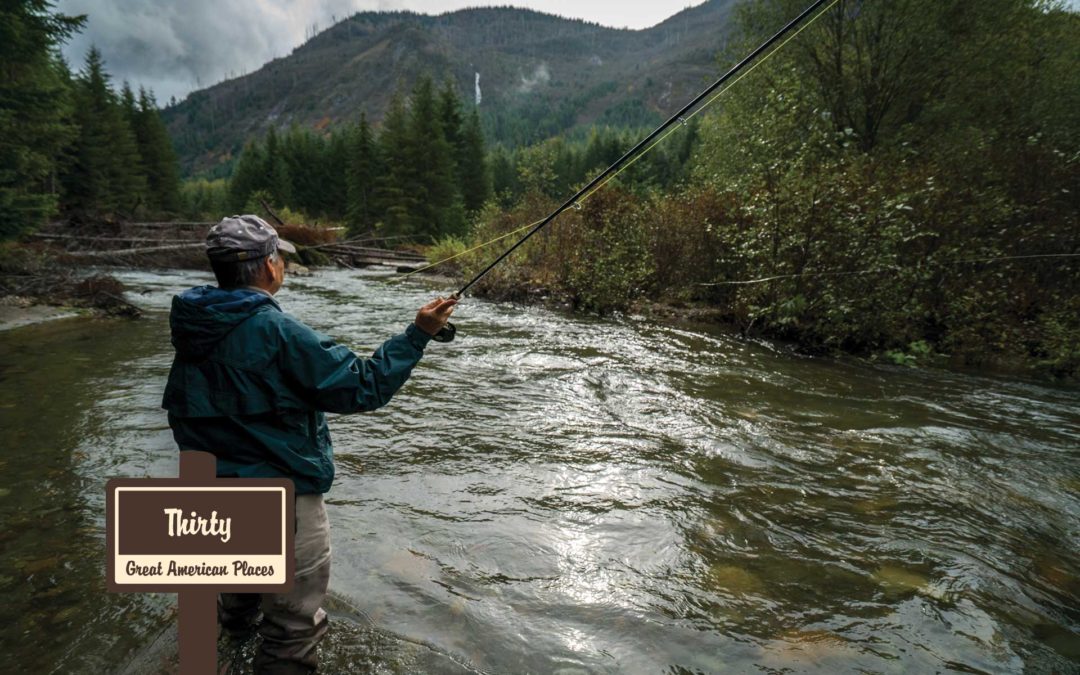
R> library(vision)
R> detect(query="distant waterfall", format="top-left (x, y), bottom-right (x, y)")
top-left (475, 72), bottom-right (482, 106)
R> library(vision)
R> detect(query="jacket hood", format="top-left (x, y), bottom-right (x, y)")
top-left (169, 285), bottom-right (279, 360)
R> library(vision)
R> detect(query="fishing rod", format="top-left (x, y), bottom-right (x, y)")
top-left (429, 0), bottom-right (833, 343)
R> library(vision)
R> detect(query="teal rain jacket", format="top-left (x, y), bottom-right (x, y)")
top-left (162, 285), bottom-right (431, 494)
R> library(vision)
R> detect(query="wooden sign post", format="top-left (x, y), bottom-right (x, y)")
top-left (107, 451), bottom-right (295, 673)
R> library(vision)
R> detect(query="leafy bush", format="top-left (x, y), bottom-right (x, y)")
top-left (424, 236), bottom-right (470, 275)
top-left (560, 189), bottom-right (653, 313)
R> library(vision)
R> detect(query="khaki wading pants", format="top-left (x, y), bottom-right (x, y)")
top-left (220, 493), bottom-right (331, 674)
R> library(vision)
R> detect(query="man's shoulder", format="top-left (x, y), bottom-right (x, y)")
top-left (267, 309), bottom-right (321, 336)
top-left (258, 311), bottom-right (342, 357)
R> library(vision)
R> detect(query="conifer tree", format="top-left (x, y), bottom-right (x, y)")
top-left (102, 72), bottom-right (145, 213)
top-left (282, 124), bottom-right (320, 215)
top-left (489, 144), bottom-right (519, 207)
top-left (263, 126), bottom-right (291, 208)
top-left (134, 88), bottom-right (181, 214)
top-left (458, 109), bottom-right (491, 212)
top-left (438, 79), bottom-right (464, 161)
top-left (228, 139), bottom-right (265, 210)
top-left (120, 82), bottom-right (138, 128)
top-left (346, 113), bottom-right (380, 234)
top-left (63, 47), bottom-right (145, 217)
top-left (0, 1), bottom-right (84, 237)
top-left (323, 129), bottom-right (349, 220)
top-left (375, 89), bottom-right (415, 236)
top-left (407, 75), bottom-right (459, 239)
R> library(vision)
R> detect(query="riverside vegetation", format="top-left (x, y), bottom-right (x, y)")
top-left (200, 0), bottom-right (1080, 378)
top-left (4, 0), bottom-right (1078, 377)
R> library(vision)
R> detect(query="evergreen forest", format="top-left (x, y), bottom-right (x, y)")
top-left (1, 2), bottom-right (179, 239)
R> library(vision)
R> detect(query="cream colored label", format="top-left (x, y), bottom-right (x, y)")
top-left (115, 554), bottom-right (286, 584)
top-left (112, 486), bottom-right (288, 586)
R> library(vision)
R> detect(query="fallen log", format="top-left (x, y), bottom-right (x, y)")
top-left (30, 233), bottom-right (198, 245)
top-left (346, 256), bottom-right (420, 268)
top-left (320, 245), bottom-right (426, 261)
top-left (62, 243), bottom-right (203, 257)
top-left (121, 222), bottom-right (214, 229)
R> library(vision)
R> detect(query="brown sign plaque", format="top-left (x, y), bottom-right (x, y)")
top-left (107, 451), bottom-right (295, 672)
top-left (107, 480), bottom-right (295, 592)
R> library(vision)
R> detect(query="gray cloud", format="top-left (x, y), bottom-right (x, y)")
top-left (58, 0), bottom-right (374, 104)
top-left (55, 0), bottom-right (710, 105)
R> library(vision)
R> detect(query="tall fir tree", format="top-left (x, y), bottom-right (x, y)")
top-left (228, 139), bottom-right (266, 210)
top-left (282, 124), bottom-right (322, 215)
top-left (458, 108), bottom-right (491, 213)
top-left (375, 89), bottom-right (415, 236)
top-left (438, 80), bottom-right (464, 162)
top-left (120, 81), bottom-right (138, 126)
top-left (323, 129), bottom-right (349, 220)
top-left (406, 75), bottom-right (460, 239)
top-left (263, 126), bottom-right (291, 208)
top-left (0, 0), bottom-right (84, 237)
top-left (62, 47), bottom-right (146, 217)
top-left (346, 113), bottom-right (380, 234)
top-left (134, 88), bottom-right (181, 214)
top-left (489, 144), bottom-right (519, 207)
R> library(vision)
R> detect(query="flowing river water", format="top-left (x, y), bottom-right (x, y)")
top-left (0, 267), bottom-right (1077, 674)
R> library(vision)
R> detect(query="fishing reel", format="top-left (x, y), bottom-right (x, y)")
top-left (433, 321), bottom-right (456, 343)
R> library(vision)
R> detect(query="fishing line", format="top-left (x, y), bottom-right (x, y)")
top-left (400, 0), bottom-right (840, 297)
top-left (391, 218), bottom-right (545, 277)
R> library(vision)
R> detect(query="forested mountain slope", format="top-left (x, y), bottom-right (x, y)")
top-left (162, 0), bottom-right (739, 176)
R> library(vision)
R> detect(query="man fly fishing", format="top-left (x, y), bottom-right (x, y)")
top-left (161, 214), bottom-right (456, 673)
top-left (158, 1), bottom-right (843, 670)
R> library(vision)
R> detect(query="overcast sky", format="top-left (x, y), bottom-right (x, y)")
top-left (56, 0), bottom-right (711, 105)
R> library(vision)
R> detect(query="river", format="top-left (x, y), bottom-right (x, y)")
top-left (0, 267), bottom-right (1077, 673)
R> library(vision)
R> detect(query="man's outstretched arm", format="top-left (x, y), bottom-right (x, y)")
top-left (280, 297), bottom-right (456, 414)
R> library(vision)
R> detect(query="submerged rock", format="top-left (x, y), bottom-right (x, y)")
top-left (707, 563), bottom-right (763, 595)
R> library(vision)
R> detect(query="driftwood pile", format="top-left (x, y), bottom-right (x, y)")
top-left (2, 220), bottom-right (441, 323)
top-left (29, 221), bottom-right (210, 267)
top-left (313, 241), bottom-right (427, 273)
top-left (28, 220), bottom-right (433, 274)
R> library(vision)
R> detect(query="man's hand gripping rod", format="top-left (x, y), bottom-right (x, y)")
top-left (432, 293), bottom-right (458, 342)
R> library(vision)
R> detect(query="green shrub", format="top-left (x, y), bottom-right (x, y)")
top-left (424, 236), bottom-right (470, 276)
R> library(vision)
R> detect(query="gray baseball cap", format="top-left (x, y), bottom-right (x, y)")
top-left (206, 214), bottom-right (297, 263)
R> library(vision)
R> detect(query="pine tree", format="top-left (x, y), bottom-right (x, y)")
top-left (438, 79), bottom-right (464, 162)
top-left (323, 129), bottom-right (349, 220)
top-left (228, 139), bottom-right (265, 210)
top-left (282, 124), bottom-right (320, 215)
top-left (489, 144), bottom-right (519, 207)
top-left (102, 72), bottom-right (145, 213)
top-left (458, 109), bottom-right (491, 212)
top-left (120, 82), bottom-right (138, 124)
top-left (63, 47), bottom-right (146, 217)
top-left (0, 1), bottom-right (84, 237)
top-left (263, 126), bottom-right (291, 208)
top-left (61, 54), bottom-right (108, 214)
top-left (375, 89), bottom-right (415, 236)
top-left (134, 88), bottom-right (181, 214)
top-left (346, 113), bottom-right (380, 234)
top-left (406, 75), bottom-right (459, 239)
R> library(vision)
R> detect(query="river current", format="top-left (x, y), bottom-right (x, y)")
top-left (0, 268), bottom-right (1077, 673)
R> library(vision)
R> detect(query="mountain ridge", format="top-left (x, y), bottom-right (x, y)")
top-left (163, 0), bottom-right (742, 177)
